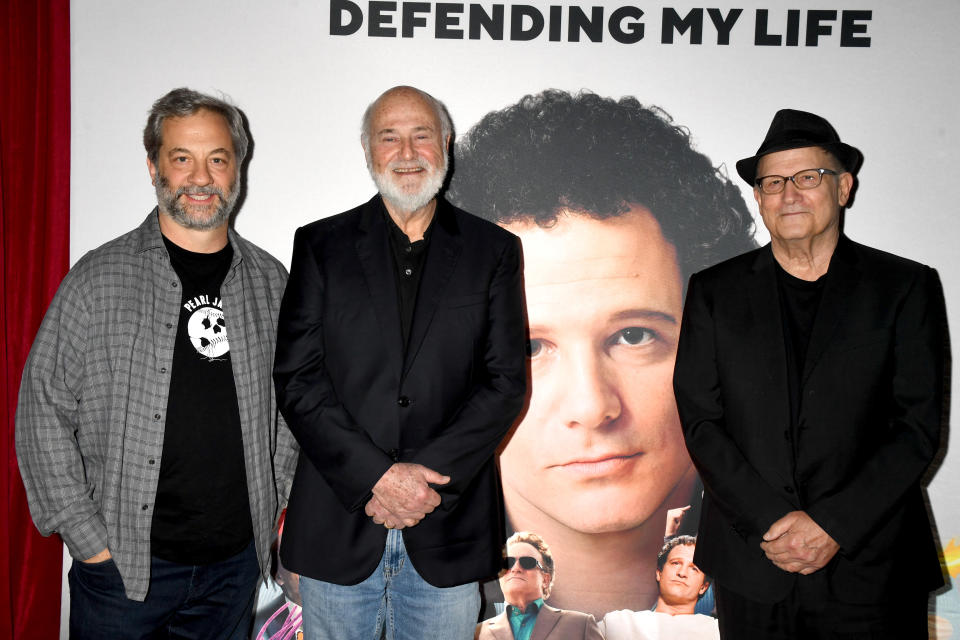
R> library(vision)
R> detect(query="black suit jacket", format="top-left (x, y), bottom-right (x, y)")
top-left (274, 195), bottom-right (526, 587)
top-left (673, 236), bottom-right (946, 603)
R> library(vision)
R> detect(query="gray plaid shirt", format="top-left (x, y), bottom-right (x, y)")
top-left (15, 211), bottom-right (299, 601)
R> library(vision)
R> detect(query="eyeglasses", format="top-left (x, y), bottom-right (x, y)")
top-left (504, 556), bottom-right (546, 571)
top-left (755, 168), bottom-right (838, 194)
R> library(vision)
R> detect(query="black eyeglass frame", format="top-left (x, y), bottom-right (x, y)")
top-left (754, 168), bottom-right (838, 194)
top-left (504, 555), bottom-right (547, 572)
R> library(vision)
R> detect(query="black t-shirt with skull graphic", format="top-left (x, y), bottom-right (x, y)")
top-left (151, 235), bottom-right (253, 564)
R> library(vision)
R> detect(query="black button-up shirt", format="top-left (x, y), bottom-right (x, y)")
top-left (384, 208), bottom-right (433, 351)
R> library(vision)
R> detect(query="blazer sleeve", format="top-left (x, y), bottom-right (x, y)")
top-left (411, 234), bottom-right (527, 510)
top-left (273, 227), bottom-right (394, 512)
top-left (805, 266), bottom-right (946, 554)
top-left (673, 272), bottom-right (797, 543)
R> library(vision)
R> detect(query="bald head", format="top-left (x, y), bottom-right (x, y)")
top-left (361, 85), bottom-right (453, 150)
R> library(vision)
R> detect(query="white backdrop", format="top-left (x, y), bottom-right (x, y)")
top-left (70, 0), bottom-right (960, 636)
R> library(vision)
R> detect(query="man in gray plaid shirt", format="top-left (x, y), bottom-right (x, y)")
top-left (15, 88), bottom-right (298, 639)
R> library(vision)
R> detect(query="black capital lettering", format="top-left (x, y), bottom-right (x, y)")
top-left (511, 5), bottom-right (544, 41)
top-left (805, 9), bottom-right (836, 46)
top-left (840, 10), bottom-right (871, 47)
top-left (330, 0), bottom-right (363, 35)
top-left (754, 9), bottom-right (781, 46)
top-left (569, 6), bottom-right (603, 42)
top-left (369, 1), bottom-right (397, 37)
top-left (662, 7), bottom-right (704, 44)
top-left (436, 3), bottom-right (465, 39)
top-left (708, 8), bottom-right (741, 45)
top-left (401, 2), bottom-right (430, 37)
top-left (549, 5), bottom-right (562, 41)
top-left (469, 3), bottom-right (504, 40)
top-left (609, 6), bottom-right (644, 44)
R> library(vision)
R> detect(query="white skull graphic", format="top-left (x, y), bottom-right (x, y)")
top-left (187, 306), bottom-right (229, 358)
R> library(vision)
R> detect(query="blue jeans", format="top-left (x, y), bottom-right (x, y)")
top-left (68, 540), bottom-right (260, 639)
top-left (299, 529), bottom-right (480, 640)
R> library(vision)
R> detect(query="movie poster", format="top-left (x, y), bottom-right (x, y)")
top-left (67, 1), bottom-right (960, 637)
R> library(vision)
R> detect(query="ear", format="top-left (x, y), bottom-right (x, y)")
top-left (753, 186), bottom-right (763, 207)
top-left (656, 569), bottom-right (662, 584)
top-left (699, 581), bottom-right (710, 596)
top-left (147, 156), bottom-right (157, 186)
top-left (837, 172), bottom-right (854, 207)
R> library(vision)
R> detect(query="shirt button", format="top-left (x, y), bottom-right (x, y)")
top-left (141, 504), bottom-right (149, 511)
top-left (148, 458), bottom-right (155, 465)
top-left (404, 246), bottom-right (412, 253)
top-left (154, 413), bottom-right (161, 420)
top-left (404, 268), bottom-right (413, 277)
top-left (171, 281), bottom-right (178, 288)
top-left (784, 486), bottom-right (795, 494)
top-left (166, 323), bottom-right (173, 329)
top-left (397, 396), bottom-right (410, 407)
top-left (160, 367), bottom-right (167, 374)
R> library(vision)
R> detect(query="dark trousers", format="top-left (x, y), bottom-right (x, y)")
top-left (68, 540), bottom-right (260, 640)
top-left (715, 577), bottom-right (929, 640)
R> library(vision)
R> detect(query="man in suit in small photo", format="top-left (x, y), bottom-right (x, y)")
top-left (273, 85), bottom-right (527, 639)
top-left (478, 532), bottom-right (602, 640)
top-left (673, 109), bottom-right (947, 638)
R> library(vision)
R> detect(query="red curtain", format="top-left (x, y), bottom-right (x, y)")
top-left (1, 0), bottom-right (71, 636)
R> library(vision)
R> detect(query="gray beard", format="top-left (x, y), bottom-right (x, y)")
top-left (154, 172), bottom-right (238, 231)
top-left (368, 156), bottom-right (447, 213)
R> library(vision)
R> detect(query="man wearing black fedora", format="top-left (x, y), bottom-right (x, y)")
top-left (673, 109), bottom-right (947, 638)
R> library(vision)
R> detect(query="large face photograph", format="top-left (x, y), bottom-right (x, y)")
top-left (448, 89), bottom-right (755, 619)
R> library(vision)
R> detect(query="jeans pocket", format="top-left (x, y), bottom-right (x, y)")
top-left (71, 557), bottom-right (123, 595)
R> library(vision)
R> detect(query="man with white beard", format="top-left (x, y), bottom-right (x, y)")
top-left (273, 86), bottom-right (527, 639)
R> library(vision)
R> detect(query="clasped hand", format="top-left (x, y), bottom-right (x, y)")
top-left (760, 510), bottom-right (840, 575)
top-left (364, 462), bottom-right (449, 530)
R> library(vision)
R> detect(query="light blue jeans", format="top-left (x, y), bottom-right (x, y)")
top-left (299, 529), bottom-right (480, 640)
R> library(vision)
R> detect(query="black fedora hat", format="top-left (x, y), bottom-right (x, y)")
top-left (736, 109), bottom-right (862, 185)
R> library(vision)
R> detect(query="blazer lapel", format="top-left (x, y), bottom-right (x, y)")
top-left (530, 605), bottom-right (560, 640)
top-left (402, 200), bottom-right (462, 377)
top-left (801, 235), bottom-right (861, 386)
top-left (748, 247), bottom-right (790, 398)
top-left (747, 247), bottom-right (796, 482)
top-left (354, 196), bottom-right (404, 375)
top-left (484, 612), bottom-right (515, 640)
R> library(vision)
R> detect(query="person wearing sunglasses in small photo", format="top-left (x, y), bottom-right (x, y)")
top-left (477, 532), bottom-right (602, 639)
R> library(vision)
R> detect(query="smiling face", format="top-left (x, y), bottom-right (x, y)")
top-left (364, 88), bottom-right (449, 213)
top-left (500, 541), bottom-right (551, 609)
top-left (754, 146), bottom-right (853, 248)
top-left (656, 543), bottom-right (707, 608)
top-left (499, 207), bottom-right (696, 535)
top-left (147, 109), bottom-right (238, 231)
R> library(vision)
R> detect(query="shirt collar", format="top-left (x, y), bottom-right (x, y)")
top-left (507, 598), bottom-right (544, 618)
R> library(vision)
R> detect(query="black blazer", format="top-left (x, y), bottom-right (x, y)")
top-left (673, 236), bottom-right (946, 604)
top-left (274, 195), bottom-right (527, 587)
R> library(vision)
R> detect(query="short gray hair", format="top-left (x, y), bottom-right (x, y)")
top-left (143, 88), bottom-right (248, 166)
top-left (360, 86), bottom-right (453, 149)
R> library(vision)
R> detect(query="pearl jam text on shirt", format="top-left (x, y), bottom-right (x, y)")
top-left (330, 2), bottom-right (872, 46)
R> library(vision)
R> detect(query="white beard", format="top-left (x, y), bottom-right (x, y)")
top-left (368, 154), bottom-right (448, 213)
